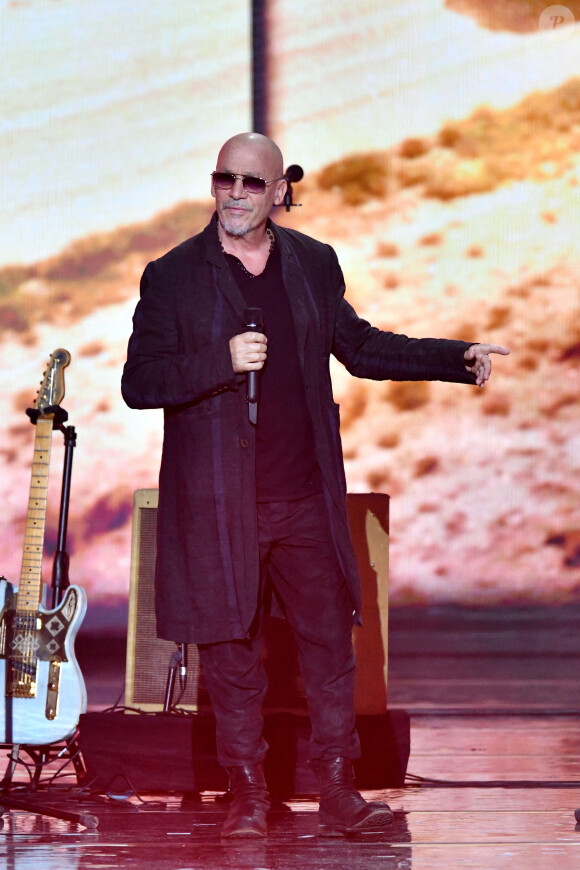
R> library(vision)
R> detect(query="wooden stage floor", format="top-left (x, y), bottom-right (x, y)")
top-left (2, 605), bottom-right (580, 869)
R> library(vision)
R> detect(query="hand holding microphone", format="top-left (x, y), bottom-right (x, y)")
top-left (229, 308), bottom-right (266, 424)
top-left (243, 308), bottom-right (264, 423)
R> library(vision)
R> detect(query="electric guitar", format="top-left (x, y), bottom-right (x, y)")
top-left (0, 349), bottom-right (87, 745)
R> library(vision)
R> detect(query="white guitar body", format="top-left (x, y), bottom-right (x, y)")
top-left (0, 578), bottom-right (87, 745)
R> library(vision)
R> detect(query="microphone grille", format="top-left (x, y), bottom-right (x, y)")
top-left (244, 307), bottom-right (263, 328)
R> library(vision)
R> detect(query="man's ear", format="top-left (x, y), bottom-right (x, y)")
top-left (273, 179), bottom-right (287, 206)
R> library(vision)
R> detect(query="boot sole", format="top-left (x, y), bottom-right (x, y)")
top-left (318, 806), bottom-right (394, 837)
top-left (221, 827), bottom-right (267, 839)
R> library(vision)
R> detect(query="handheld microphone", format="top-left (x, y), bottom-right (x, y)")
top-left (243, 307), bottom-right (264, 425)
top-left (179, 643), bottom-right (187, 692)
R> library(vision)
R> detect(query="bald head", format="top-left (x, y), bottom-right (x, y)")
top-left (216, 132), bottom-right (284, 180)
top-left (213, 132), bottom-right (287, 240)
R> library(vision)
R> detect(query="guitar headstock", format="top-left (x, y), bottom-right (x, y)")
top-left (34, 349), bottom-right (71, 415)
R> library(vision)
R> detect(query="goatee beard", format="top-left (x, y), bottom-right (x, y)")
top-left (219, 204), bottom-right (253, 237)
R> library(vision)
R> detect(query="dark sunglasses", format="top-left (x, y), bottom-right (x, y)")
top-left (211, 171), bottom-right (283, 195)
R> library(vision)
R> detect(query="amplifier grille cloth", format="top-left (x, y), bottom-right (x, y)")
top-left (126, 494), bottom-right (201, 710)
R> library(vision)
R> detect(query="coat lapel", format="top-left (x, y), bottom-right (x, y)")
top-left (275, 225), bottom-right (313, 374)
top-left (203, 216), bottom-right (247, 322)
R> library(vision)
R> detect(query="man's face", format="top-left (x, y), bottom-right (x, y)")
top-left (212, 140), bottom-right (286, 238)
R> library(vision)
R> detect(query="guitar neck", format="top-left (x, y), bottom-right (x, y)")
top-left (17, 417), bottom-right (54, 613)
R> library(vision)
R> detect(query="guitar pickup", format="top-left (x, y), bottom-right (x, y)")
top-left (13, 615), bottom-right (42, 632)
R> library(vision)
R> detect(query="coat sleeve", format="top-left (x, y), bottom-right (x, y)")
top-left (327, 249), bottom-right (477, 385)
top-left (121, 258), bottom-right (238, 410)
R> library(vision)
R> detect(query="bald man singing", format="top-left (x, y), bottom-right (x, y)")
top-left (122, 132), bottom-right (508, 839)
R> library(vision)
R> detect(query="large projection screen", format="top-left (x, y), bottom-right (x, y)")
top-left (1, 0), bottom-right (580, 629)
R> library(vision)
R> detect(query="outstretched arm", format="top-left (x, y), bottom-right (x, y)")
top-left (464, 344), bottom-right (510, 388)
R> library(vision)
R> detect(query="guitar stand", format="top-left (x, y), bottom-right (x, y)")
top-left (0, 738), bottom-right (98, 829)
top-left (1, 406), bottom-right (99, 829)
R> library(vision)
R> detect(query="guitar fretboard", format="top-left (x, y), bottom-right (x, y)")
top-left (17, 417), bottom-right (54, 612)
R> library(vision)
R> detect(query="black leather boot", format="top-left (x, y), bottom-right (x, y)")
top-left (311, 756), bottom-right (394, 836)
top-left (221, 763), bottom-right (270, 839)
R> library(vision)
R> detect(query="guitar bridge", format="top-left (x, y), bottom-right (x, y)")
top-left (9, 661), bottom-right (37, 698)
top-left (6, 610), bottom-right (40, 698)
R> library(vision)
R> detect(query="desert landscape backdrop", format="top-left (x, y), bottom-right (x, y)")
top-left (1, 0), bottom-right (580, 628)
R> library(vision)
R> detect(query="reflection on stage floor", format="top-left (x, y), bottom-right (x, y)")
top-left (1, 605), bottom-right (580, 869)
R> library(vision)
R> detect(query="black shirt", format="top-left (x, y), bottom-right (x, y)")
top-left (224, 240), bottom-right (322, 502)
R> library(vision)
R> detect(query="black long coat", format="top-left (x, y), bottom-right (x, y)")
top-left (121, 215), bottom-right (476, 644)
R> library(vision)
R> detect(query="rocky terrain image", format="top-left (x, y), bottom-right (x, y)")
top-left (1, 2), bottom-right (579, 624)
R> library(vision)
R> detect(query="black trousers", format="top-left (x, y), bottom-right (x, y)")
top-left (198, 493), bottom-right (360, 768)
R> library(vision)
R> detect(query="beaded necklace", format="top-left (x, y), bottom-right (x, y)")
top-left (219, 226), bottom-right (275, 277)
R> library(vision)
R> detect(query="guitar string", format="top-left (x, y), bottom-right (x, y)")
top-left (17, 419), bottom-right (52, 695)
top-left (10, 353), bottom-right (69, 701)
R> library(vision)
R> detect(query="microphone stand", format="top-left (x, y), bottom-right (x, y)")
top-left (283, 181), bottom-right (299, 212)
top-left (275, 164), bottom-right (304, 212)
top-left (163, 644), bottom-right (187, 712)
